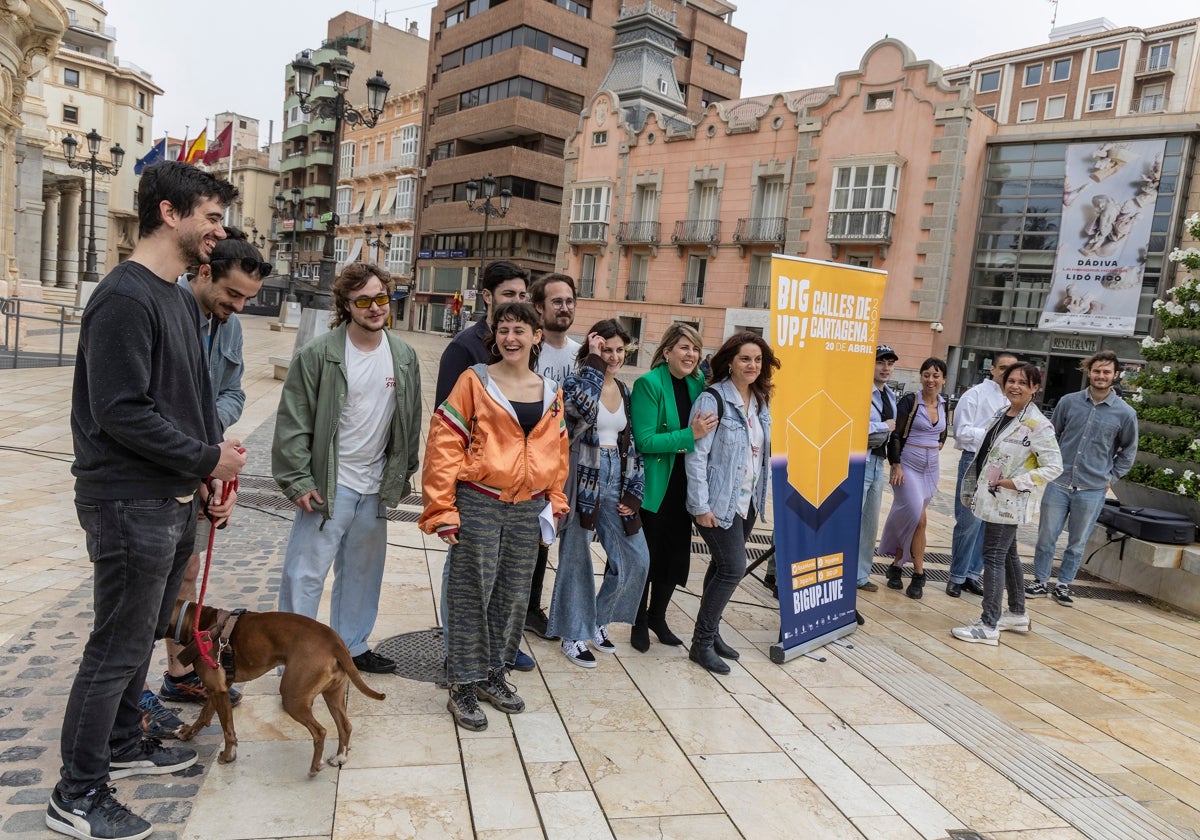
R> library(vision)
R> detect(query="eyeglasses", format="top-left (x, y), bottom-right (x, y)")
top-left (212, 257), bottom-right (272, 278)
top-left (351, 293), bottom-right (391, 309)
top-left (547, 297), bottom-right (576, 309)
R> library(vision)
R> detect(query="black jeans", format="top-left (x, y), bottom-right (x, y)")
top-left (58, 495), bottom-right (196, 797)
top-left (980, 521), bottom-right (1025, 629)
top-left (693, 507), bottom-right (756, 647)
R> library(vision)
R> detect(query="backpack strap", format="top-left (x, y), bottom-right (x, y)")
top-left (703, 386), bottom-right (725, 425)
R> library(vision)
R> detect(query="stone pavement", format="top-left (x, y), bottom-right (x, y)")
top-left (1, 315), bottom-right (1199, 840)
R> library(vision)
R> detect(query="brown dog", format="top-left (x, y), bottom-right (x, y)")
top-left (163, 599), bottom-right (386, 777)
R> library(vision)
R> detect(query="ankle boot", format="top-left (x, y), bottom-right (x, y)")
top-left (689, 643), bottom-right (731, 675)
top-left (886, 564), bottom-right (904, 590)
top-left (647, 616), bottom-right (682, 646)
top-left (630, 622), bottom-right (650, 652)
top-left (906, 572), bottom-right (926, 600)
top-left (713, 635), bottom-right (740, 660)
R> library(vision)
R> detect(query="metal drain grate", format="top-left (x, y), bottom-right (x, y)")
top-left (374, 629), bottom-right (447, 684)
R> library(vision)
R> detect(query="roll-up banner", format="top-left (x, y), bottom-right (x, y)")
top-left (769, 255), bottom-right (886, 662)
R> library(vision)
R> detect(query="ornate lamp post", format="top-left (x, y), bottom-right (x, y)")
top-left (366, 224), bottom-right (392, 266)
top-left (61, 129), bottom-right (124, 284)
top-left (464, 173), bottom-right (511, 291)
top-left (249, 227), bottom-right (268, 250)
top-left (291, 50), bottom-right (389, 294)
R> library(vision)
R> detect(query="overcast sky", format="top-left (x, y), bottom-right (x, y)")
top-left (102, 0), bottom-right (1199, 149)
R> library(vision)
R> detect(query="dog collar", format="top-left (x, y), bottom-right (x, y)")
top-left (173, 600), bottom-right (192, 646)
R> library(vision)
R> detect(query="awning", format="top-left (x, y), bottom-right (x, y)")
top-left (352, 192), bottom-right (366, 214)
top-left (381, 186), bottom-right (397, 214)
top-left (347, 238), bottom-right (363, 263)
top-left (365, 189), bottom-right (381, 216)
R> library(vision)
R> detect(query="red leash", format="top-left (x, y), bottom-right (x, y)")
top-left (193, 472), bottom-right (239, 671)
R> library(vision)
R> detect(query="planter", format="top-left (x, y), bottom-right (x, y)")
top-left (1165, 328), bottom-right (1200, 344)
top-left (1136, 452), bottom-right (1198, 476)
top-left (1147, 361), bottom-right (1200, 382)
top-left (1113, 478), bottom-right (1200, 526)
top-left (1138, 420), bottom-right (1196, 441)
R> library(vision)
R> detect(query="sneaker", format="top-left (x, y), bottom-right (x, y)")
top-left (508, 648), bottom-right (536, 672)
top-left (476, 668), bottom-right (525, 713)
top-left (561, 639), bottom-right (597, 668)
top-left (1052, 584), bottom-right (1075, 606)
top-left (857, 580), bottom-right (879, 593)
top-left (592, 625), bottom-right (616, 654)
top-left (138, 689), bottom-right (183, 739)
top-left (997, 611), bottom-right (1031, 633)
top-left (1024, 580), bottom-right (1049, 598)
top-left (159, 672), bottom-right (242, 707)
top-left (109, 738), bottom-right (197, 780)
top-left (524, 607), bottom-right (555, 640)
top-left (447, 684), bottom-right (487, 731)
top-left (351, 650), bottom-right (396, 674)
top-left (951, 622), bottom-right (1000, 646)
top-left (47, 785), bottom-right (151, 840)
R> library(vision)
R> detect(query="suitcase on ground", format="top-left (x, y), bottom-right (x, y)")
top-left (1097, 501), bottom-right (1196, 545)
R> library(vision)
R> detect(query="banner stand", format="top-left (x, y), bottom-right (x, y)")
top-left (770, 623), bottom-right (856, 664)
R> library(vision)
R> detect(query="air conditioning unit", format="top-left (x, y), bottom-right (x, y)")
top-left (418, 168), bottom-right (427, 178)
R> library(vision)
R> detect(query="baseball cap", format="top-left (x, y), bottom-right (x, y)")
top-left (876, 344), bottom-right (899, 362)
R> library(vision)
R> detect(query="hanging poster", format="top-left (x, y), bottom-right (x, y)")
top-left (769, 255), bottom-right (886, 662)
top-left (1039, 138), bottom-right (1166, 335)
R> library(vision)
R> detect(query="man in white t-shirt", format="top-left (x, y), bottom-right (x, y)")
top-left (525, 273), bottom-right (582, 638)
top-left (273, 263), bottom-right (422, 673)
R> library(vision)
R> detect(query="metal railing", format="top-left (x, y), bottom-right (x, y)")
top-left (672, 219), bottom-right (720, 244)
top-left (0, 296), bottom-right (85, 369)
top-left (568, 222), bottom-right (609, 244)
top-left (1130, 96), bottom-right (1165, 114)
top-left (1135, 55), bottom-right (1174, 75)
top-left (743, 284), bottom-right (770, 309)
top-left (681, 281), bottom-right (704, 305)
top-left (734, 216), bottom-right (786, 242)
top-left (826, 210), bottom-right (893, 242)
top-left (625, 278), bottom-right (646, 301)
top-left (578, 275), bottom-right (596, 298)
top-left (616, 221), bottom-right (659, 243)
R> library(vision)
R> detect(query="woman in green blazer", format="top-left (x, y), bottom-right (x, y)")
top-left (629, 322), bottom-right (717, 651)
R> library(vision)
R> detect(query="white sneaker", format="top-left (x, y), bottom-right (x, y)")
top-left (997, 611), bottom-right (1031, 633)
top-left (951, 621), bottom-right (999, 646)
top-left (561, 639), bottom-right (597, 668)
top-left (592, 625), bottom-right (616, 654)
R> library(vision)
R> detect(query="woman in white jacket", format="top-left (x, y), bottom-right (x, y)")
top-left (952, 362), bottom-right (1062, 646)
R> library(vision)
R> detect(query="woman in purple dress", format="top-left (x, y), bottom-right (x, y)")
top-left (879, 357), bottom-right (947, 599)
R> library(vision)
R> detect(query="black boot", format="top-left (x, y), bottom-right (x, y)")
top-left (630, 621), bottom-right (650, 652)
top-left (647, 616), bottom-right (683, 646)
top-left (713, 635), bottom-right (740, 660)
top-left (906, 572), bottom-right (926, 600)
top-left (886, 564), bottom-right (904, 590)
top-left (689, 643), bottom-right (731, 675)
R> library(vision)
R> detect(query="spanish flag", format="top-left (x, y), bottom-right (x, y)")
top-left (183, 129), bottom-right (207, 165)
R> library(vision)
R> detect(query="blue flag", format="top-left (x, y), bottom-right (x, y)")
top-left (134, 138), bottom-right (166, 175)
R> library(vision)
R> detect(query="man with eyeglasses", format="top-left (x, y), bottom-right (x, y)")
top-left (524, 273), bottom-right (582, 639)
top-left (946, 351), bottom-right (1020, 597)
top-left (273, 262), bottom-right (422, 674)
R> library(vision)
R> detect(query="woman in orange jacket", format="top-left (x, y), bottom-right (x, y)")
top-left (420, 301), bottom-right (569, 732)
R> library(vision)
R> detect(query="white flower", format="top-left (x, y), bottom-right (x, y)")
top-left (1162, 365), bottom-right (1172, 373)
top-left (1163, 468), bottom-right (1175, 475)
top-left (1191, 441), bottom-right (1200, 452)
top-left (1178, 484), bottom-right (1188, 494)
top-left (1186, 468), bottom-right (1197, 478)
top-left (1142, 336), bottom-right (1155, 348)
top-left (1131, 392), bottom-right (1144, 402)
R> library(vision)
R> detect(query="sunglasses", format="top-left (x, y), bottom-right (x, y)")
top-left (351, 293), bottom-right (391, 309)
top-left (212, 257), bottom-right (272, 278)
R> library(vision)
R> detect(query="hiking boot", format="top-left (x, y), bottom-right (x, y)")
top-left (951, 621), bottom-right (999, 646)
top-left (524, 607), bottom-right (555, 640)
top-left (961, 577), bottom-right (986, 597)
top-left (1024, 580), bottom-right (1049, 598)
top-left (1052, 584), bottom-right (1075, 606)
top-left (997, 611), bottom-right (1031, 633)
top-left (159, 671), bottom-right (242, 707)
top-left (508, 649), bottom-right (536, 672)
top-left (138, 689), bottom-right (183, 739)
top-left (905, 572), bottom-right (926, 600)
top-left (47, 785), bottom-right (151, 840)
top-left (476, 668), bottom-right (525, 714)
top-left (351, 650), bottom-right (396, 674)
top-left (592, 625), bottom-right (616, 654)
top-left (562, 639), bottom-right (597, 668)
top-left (885, 564), bottom-right (904, 590)
top-left (109, 738), bottom-right (197, 780)
top-left (447, 684), bottom-right (487, 731)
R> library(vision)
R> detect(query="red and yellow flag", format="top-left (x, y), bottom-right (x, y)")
top-left (183, 129), bottom-right (207, 165)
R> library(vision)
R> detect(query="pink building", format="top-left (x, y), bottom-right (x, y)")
top-left (559, 37), bottom-right (997, 385)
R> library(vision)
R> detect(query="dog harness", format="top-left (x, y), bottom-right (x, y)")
top-left (176, 605), bottom-right (247, 683)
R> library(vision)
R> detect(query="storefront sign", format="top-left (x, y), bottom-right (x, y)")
top-left (1050, 335), bottom-right (1099, 353)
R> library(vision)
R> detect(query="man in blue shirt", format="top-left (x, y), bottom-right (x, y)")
top-left (858, 345), bottom-right (898, 592)
top-left (1026, 350), bottom-right (1137, 605)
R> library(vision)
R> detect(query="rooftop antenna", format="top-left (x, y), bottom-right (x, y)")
top-left (1049, 0), bottom-right (1059, 30)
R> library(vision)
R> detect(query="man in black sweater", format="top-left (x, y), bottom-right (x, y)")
top-left (47, 162), bottom-right (247, 840)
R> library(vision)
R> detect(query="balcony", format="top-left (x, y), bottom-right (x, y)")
top-left (672, 219), bottom-right (720, 244)
top-left (625, 278), bottom-right (646, 302)
top-left (826, 210), bottom-right (893, 257)
top-left (568, 222), bottom-right (608, 246)
top-left (743, 283), bottom-right (770, 309)
top-left (578, 274), bottom-right (596, 299)
top-left (681, 280), bottom-right (704, 305)
top-left (734, 217), bottom-right (786, 243)
top-left (1134, 55), bottom-right (1175, 77)
top-left (616, 220), bottom-right (660, 245)
top-left (1130, 95), bottom-right (1165, 114)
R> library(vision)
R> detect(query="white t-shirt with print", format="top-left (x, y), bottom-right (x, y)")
top-left (337, 335), bottom-right (396, 494)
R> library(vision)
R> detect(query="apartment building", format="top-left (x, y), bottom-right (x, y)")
top-left (412, 0), bottom-right (745, 332)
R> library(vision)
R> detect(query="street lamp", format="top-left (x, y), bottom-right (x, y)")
top-left (464, 173), bottom-right (511, 291)
top-left (249, 227), bottom-right (267, 250)
top-left (366, 224), bottom-right (392, 266)
top-left (61, 128), bottom-right (125, 284)
top-left (291, 50), bottom-right (390, 294)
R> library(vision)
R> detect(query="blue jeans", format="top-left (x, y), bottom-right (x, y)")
top-left (547, 449), bottom-right (650, 642)
top-left (278, 484), bottom-right (387, 657)
top-left (694, 507), bottom-right (756, 647)
top-left (949, 450), bottom-right (985, 584)
top-left (59, 495), bottom-right (197, 797)
top-left (858, 454), bottom-right (886, 585)
top-left (1033, 482), bottom-right (1108, 586)
top-left (981, 521), bottom-right (1025, 629)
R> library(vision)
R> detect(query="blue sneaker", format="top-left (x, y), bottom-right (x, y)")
top-left (508, 649), bottom-right (536, 672)
top-left (138, 689), bottom-right (183, 739)
top-left (160, 671), bottom-right (242, 707)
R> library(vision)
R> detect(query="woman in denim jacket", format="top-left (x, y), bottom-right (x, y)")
top-left (547, 320), bottom-right (650, 667)
top-left (685, 332), bottom-right (779, 674)
top-left (952, 362), bottom-right (1061, 646)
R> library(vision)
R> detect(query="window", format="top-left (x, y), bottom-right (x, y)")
top-left (1093, 47), bottom-right (1120, 73)
top-left (137, 92), bottom-right (146, 109)
top-left (1087, 87), bottom-right (1114, 112)
top-left (633, 185), bottom-right (658, 222)
top-left (1044, 95), bottom-right (1066, 119)
top-left (395, 177), bottom-right (416, 220)
top-left (135, 125), bottom-right (144, 143)
top-left (691, 180), bottom-right (719, 220)
top-left (830, 164), bottom-right (899, 212)
top-left (1051, 57), bottom-right (1072, 82)
top-left (683, 255), bottom-right (706, 304)
top-left (62, 105), bottom-right (78, 124)
top-left (399, 124), bottom-right (419, 167)
top-left (591, 131), bottom-right (607, 146)
top-left (570, 185), bottom-right (610, 224)
top-left (64, 68), bottom-right (79, 87)
top-left (1137, 83), bottom-right (1165, 112)
top-left (755, 176), bottom-right (787, 220)
top-left (336, 187), bottom-right (352, 218)
top-left (866, 91), bottom-right (894, 111)
top-left (979, 105), bottom-right (997, 118)
top-left (1146, 43), bottom-right (1171, 72)
top-left (627, 254), bottom-right (647, 301)
top-left (1017, 100), bottom-right (1038, 123)
top-left (340, 140), bottom-right (356, 175)
top-left (978, 70), bottom-right (1001, 93)
top-left (1023, 64), bottom-right (1042, 86)
top-left (706, 51), bottom-right (740, 75)
top-left (578, 253), bottom-right (596, 298)
top-left (333, 237), bottom-right (349, 265)
top-left (445, 4), bottom-right (464, 27)
top-left (388, 233), bottom-right (413, 276)
top-left (846, 255), bottom-right (873, 268)
top-left (550, 0), bottom-right (589, 17)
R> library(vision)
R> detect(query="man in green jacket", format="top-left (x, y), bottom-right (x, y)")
top-left (272, 263), bottom-right (421, 673)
